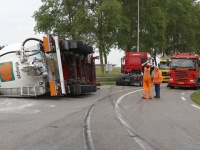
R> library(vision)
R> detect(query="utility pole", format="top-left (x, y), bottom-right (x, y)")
top-left (137, 0), bottom-right (139, 52)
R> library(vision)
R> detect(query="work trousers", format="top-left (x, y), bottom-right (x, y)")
top-left (143, 76), bottom-right (152, 98)
top-left (154, 84), bottom-right (160, 97)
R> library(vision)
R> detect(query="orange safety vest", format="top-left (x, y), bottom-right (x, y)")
top-left (143, 67), bottom-right (151, 77)
top-left (153, 70), bottom-right (162, 84)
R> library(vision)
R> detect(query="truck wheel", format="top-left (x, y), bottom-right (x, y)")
top-left (195, 79), bottom-right (199, 90)
top-left (81, 85), bottom-right (89, 94)
top-left (118, 76), bottom-right (124, 86)
top-left (116, 76), bottom-right (120, 86)
top-left (170, 86), bottom-right (175, 89)
top-left (69, 84), bottom-right (81, 95)
top-left (116, 76), bottom-right (123, 86)
top-left (139, 79), bottom-right (143, 86)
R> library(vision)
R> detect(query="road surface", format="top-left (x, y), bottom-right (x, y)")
top-left (0, 83), bottom-right (199, 150)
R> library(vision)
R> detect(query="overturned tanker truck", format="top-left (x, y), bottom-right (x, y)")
top-left (0, 35), bottom-right (99, 97)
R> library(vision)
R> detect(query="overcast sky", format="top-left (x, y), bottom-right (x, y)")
top-left (0, 0), bottom-right (43, 45)
top-left (0, 0), bottom-right (124, 67)
top-left (1, 1), bottom-right (200, 67)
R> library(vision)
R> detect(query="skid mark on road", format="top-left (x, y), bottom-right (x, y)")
top-left (83, 87), bottom-right (136, 150)
top-left (0, 99), bottom-right (40, 114)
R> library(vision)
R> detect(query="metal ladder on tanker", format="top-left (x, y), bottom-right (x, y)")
top-left (0, 86), bottom-right (39, 97)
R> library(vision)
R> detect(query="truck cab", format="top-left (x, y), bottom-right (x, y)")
top-left (116, 52), bottom-right (153, 86)
top-left (158, 57), bottom-right (171, 82)
top-left (168, 52), bottom-right (200, 89)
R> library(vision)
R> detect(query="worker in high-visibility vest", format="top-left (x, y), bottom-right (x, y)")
top-left (153, 66), bottom-right (162, 98)
top-left (142, 60), bottom-right (154, 99)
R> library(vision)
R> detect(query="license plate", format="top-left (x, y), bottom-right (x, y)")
top-left (178, 82), bottom-right (184, 84)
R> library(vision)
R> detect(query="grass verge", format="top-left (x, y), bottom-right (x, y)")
top-left (99, 81), bottom-right (116, 86)
top-left (191, 90), bottom-right (200, 105)
top-left (96, 66), bottom-right (122, 77)
top-left (96, 66), bottom-right (120, 85)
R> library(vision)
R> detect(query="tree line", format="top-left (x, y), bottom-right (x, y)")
top-left (33, 0), bottom-right (200, 72)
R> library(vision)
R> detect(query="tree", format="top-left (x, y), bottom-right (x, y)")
top-left (165, 0), bottom-right (200, 54)
top-left (119, 0), bottom-right (167, 65)
top-left (33, 0), bottom-right (200, 70)
top-left (33, 0), bottom-right (128, 73)
top-left (86, 0), bottom-right (129, 73)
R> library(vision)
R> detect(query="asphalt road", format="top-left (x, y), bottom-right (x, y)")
top-left (0, 83), bottom-right (200, 150)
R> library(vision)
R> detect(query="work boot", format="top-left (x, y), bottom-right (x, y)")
top-left (142, 97), bottom-right (146, 99)
top-left (149, 97), bottom-right (152, 99)
top-left (156, 96), bottom-right (160, 99)
top-left (154, 96), bottom-right (157, 98)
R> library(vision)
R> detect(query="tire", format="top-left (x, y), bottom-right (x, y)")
top-left (195, 79), bottom-right (199, 90)
top-left (170, 86), bottom-right (175, 89)
top-left (116, 76), bottom-right (119, 86)
top-left (139, 78), bottom-right (143, 86)
top-left (118, 76), bottom-right (123, 86)
top-left (81, 85), bottom-right (89, 94)
top-left (92, 85), bottom-right (97, 92)
top-left (88, 85), bottom-right (93, 92)
top-left (69, 84), bottom-right (81, 95)
top-left (116, 76), bottom-right (123, 86)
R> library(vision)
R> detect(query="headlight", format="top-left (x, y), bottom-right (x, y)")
top-left (190, 80), bottom-right (195, 82)
top-left (169, 78), bottom-right (173, 81)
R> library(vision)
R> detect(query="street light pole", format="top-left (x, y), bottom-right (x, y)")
top-left (137, 0), bottom-right (139, 52)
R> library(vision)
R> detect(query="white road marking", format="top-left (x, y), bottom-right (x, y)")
top-left (83, 88), bottom-right (137, 150)
top-left (181, 92), bottom-right (184, 95)
top-left (191, 104), bottom-right (200, 110)
top-left (181, 97), bottom-right (186, 101)
top-left (116, 89), bottom-right (153, 150)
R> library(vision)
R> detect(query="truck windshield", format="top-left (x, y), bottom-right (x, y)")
top-left (159, 62), bottom-right (170, 69)
top-left (171, 58), bottom-right (195, 67)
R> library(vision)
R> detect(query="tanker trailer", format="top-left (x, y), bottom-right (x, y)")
top-left (0, 35), bottom-right (98, 97)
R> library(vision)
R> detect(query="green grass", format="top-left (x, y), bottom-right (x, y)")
top-left (95, 66), bottom-right (121, 85)
top-left (96, 66), bottom-right (122, 77)
top-left (191, 90), bottom-right (200, 105)
top-left (99, 81), bottom-right (116, 85)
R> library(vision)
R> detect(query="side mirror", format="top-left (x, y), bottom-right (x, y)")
top-left (158, 63), bottom-right (160, 68)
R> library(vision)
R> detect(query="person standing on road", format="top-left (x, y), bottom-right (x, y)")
top-left (142, 60), bottom-right (154, 99)
top-left (153, 66), bottom-right (162, 98)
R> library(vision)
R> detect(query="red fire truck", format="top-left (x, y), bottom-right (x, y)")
top-left (168, 52), bottom-right (200, 89)
top-left (116, 52), bottom-right (154, 86)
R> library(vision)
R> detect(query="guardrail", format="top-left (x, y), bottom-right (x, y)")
top-left (96, 77), bottom-right (116, 82)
